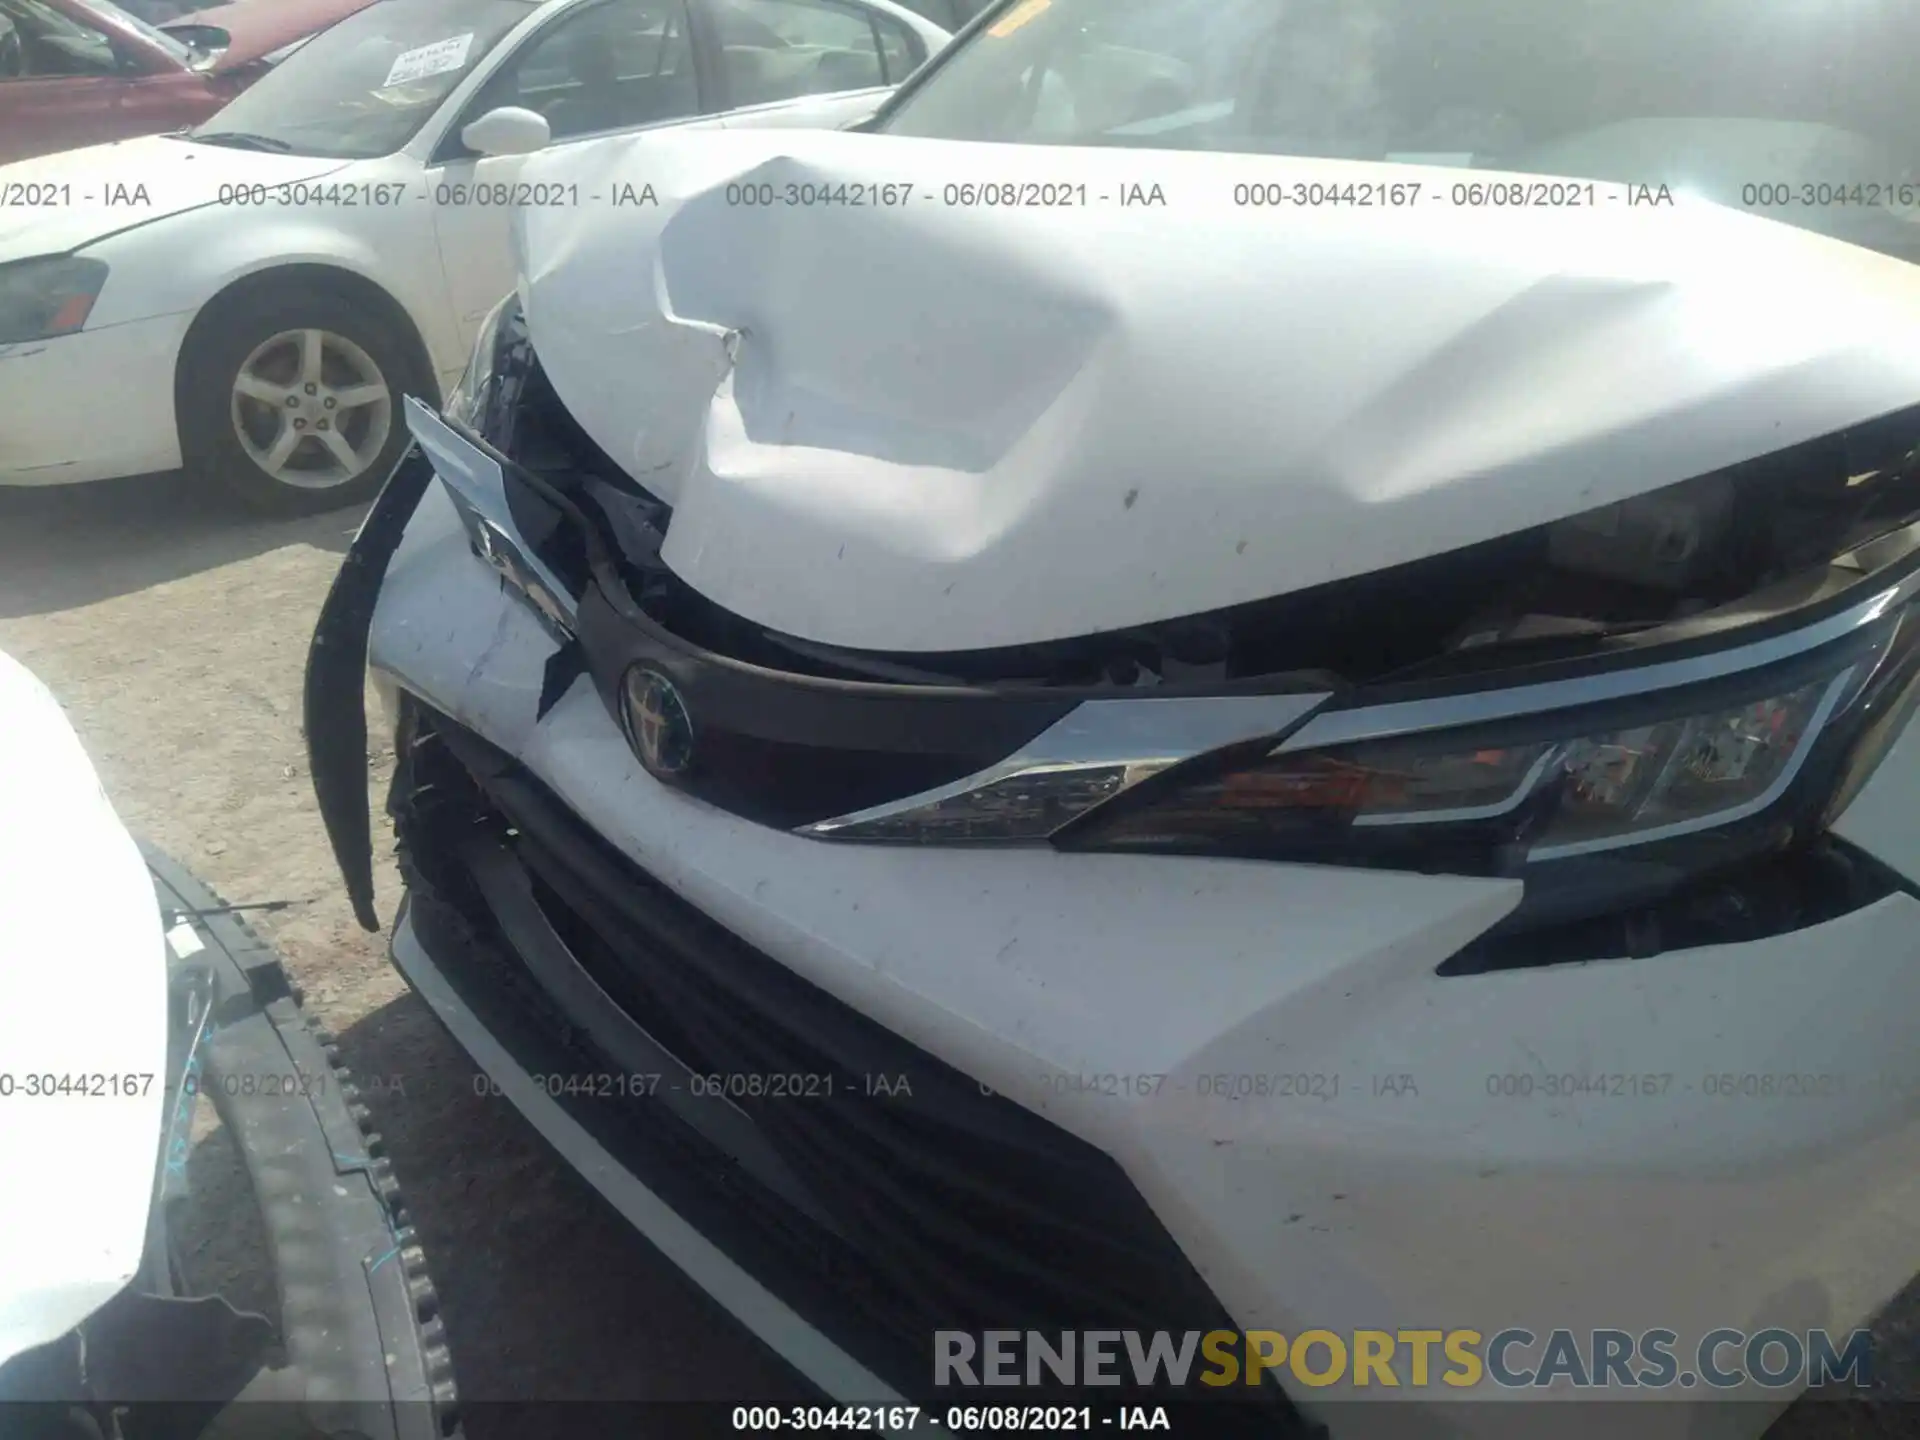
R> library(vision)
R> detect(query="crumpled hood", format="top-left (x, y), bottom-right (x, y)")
top-left (0, 651), bottom-right (166, 1366)
top-left (0, 137), bottom-right (348, 261)
top-left (515, 130), bottom-right (1920, 653)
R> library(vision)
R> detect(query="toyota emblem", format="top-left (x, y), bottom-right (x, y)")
top-left (625, 668), bottom-right (695, 778)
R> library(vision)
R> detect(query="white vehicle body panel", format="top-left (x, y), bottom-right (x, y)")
top-left (0, 309), bottom-right (193, 484)
top-left (0, 140), bottom-right (352, 257)
top-left (366, 481), bottom-right (1920, 1439)
top-left (0, 0), bottom-right (946, 487)
top-left (512, 129), bottom-right (1920, 650)
top-left (428, 87), bottom-right (893, 367)
top-left (0, 652), bottom-right (166, 1367)
top-left (356, 113), bottom-right (1920, 1437)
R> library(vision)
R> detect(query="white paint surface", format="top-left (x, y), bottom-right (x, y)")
top-left (512, 129), bottom-right (1920, 651)
top-left (0, 650), bottom-right (167, 1366)
top-left (369, 491), bottom-right (1920, 1437)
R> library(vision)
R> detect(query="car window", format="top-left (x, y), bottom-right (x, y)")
top-left (711, 0), bottom-right (885, 108)
top-left (67, 0), bottom-right (192, 53)
top-left (881, 0), bottom-right (948, 26)
top-left (192, 0), bottom-right (532, 157)
top-left (879, 0), bottom-right (1920, 261)
top-left (889, 0), bottom-right (988, 26)
top-left (470, 0), bottom-right (696, 142)
top-left (871, 10), bottom-right (917, 83)
top-left (0, 0), bottom-right (117, 78)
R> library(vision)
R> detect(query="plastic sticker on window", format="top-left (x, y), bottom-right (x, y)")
top-left (987, 0), bottom-right (1048, 38)
top-left (381, 32), bottom-right (474, 88)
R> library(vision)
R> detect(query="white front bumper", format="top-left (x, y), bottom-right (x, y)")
top-left (371, 484), bottom-right (1920, 1440)
top-left (0, 313), bottom-right (189, 486)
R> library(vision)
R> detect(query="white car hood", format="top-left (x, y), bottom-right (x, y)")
top-left (0, 651), bottom-right (167, 1366)
top-left (515, 130), bottom-right (1920, 653)
top-left (0, 136), bottom-right (349, 261)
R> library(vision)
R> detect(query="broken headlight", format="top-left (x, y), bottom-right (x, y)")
top-left (1063, 609), bottom-right (1919, 906)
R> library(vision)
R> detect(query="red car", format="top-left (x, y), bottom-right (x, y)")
top-left (0, 0), bottom-right (377, 163)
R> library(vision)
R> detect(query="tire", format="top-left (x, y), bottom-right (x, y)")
top-left (178, 283), bottom-right (432, 517)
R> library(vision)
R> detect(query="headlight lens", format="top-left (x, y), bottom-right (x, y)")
top-left (0, 256), bottom-right (108, 344)
top-left (795, 604), bottom-right (1920, 886)
top-left (1074, 665), bottom-right (1861, 866)
top-left (782, 584), bottom-right (1920, 950)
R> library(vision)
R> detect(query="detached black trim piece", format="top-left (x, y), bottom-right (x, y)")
top-left (1437, 837), bottom-right (1910, 975)
top-left (144, 847), bottom-right (459, 1438)
top-left (575, 588), bottom-right (1083, 827)
top-left (306, 445), bottom-right (437, 933)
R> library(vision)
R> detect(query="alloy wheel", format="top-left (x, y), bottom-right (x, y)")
top-left (229, 328), bottom-right (393, 491)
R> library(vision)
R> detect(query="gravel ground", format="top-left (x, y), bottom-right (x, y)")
top-left (2, 472), bottom-right (1916, 1439)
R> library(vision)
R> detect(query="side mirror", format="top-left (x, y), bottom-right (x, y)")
top-left (460, 106), bottom-right (552, 158)
top-left (159, 22), bottom-right (230, 49)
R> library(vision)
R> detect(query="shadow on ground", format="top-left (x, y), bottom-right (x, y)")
top-left (0, 473), bottom-right (364, 619)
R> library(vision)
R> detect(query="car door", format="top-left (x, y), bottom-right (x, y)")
top-left (424, 0), bottom-right (710, 359)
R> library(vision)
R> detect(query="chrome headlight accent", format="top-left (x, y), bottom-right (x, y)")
top-left (404, 395), bottom-right (577, 639)
top-left (1274, 568), bottom-right (1920, 754)
top-left (795, 692), bottom-right (1329, 842)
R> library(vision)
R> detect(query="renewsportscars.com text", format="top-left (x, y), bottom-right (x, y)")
top-left (934, 1328), bottom-right (1874, 1392)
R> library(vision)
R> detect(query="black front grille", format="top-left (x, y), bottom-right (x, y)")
top-left (392, 702), bottom-right (1310, 1431)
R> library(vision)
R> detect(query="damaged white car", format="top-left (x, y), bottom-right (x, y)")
top-left (1, 646), bottom-right (456, 1439)
top-left (306, 0), bottom-right (1920, 1434)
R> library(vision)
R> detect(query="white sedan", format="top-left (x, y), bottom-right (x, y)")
top-left (0, 0), bottom-right (947, 513)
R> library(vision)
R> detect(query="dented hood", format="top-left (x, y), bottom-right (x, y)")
top-left (514, 130), bottom-right (1920, 653)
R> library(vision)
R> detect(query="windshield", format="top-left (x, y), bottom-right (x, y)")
top-left (191, 0), bottom-right (532, 158)
top-left (880, 0), bottom-right (1920, 258)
